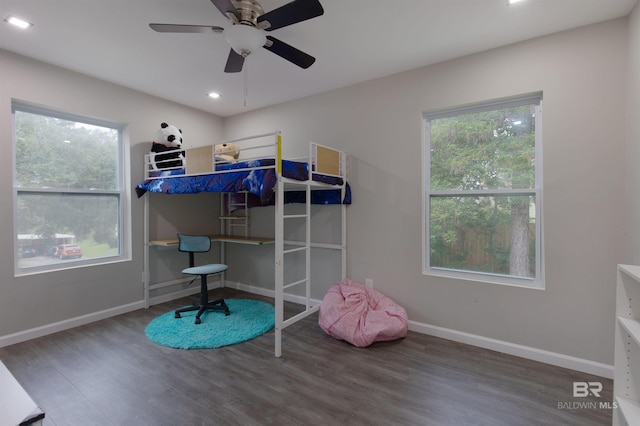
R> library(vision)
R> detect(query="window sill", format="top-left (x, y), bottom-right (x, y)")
top-left (423, 267), bottom-right (545, 290)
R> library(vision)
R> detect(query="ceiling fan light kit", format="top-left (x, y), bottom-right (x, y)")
top-left (224, 24), bottom-right (266, 57)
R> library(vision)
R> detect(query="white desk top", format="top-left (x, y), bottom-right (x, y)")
top-left (150, 235), bottom-right (274, 246)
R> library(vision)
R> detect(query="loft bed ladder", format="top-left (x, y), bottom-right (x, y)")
top-left (274, 172), bottom-right (313, 357)
top-left (273, 138), bottom-right (348, 357)
top-left (220, 192), bottom-right (249, 238)
top-left (218, 192), bottom-right (249, 286)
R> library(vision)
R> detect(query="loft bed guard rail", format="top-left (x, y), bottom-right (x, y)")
top-left (143, 131), bottom-right (284, 180)
top-left (139, 132), bottom-right (349, 357)
top-left (141, 131), bottom-right (347, 182)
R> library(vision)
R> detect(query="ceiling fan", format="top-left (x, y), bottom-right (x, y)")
top-left (149, 0), bottom-right (324, 73)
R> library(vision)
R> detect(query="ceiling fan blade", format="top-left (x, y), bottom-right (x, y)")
top-left (210, 0), bottom-right (240, 20)
top-left (257, 0), bottom-right (324, 31)
top-left (224, 48), bottom-right (245, 73)
top-left (149, 23), bottom-right (223, 33)
top-left (263, 36), bottom-right (315, 69)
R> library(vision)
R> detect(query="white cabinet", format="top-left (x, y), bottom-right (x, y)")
top-left (614, 264), bottom-right (640, 425)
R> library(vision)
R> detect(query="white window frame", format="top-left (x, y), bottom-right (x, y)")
top-left (422, 94), bottom-right (544, 289)
top-left (12, 101), bottom-right (131, 276)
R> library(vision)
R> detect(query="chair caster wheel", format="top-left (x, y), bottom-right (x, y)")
top-left (195, 318), bottom-right (201, 324)
top-left (175, 313), bottom-right (181, 318)
top-left (225, 311), bottom-right (230, 316)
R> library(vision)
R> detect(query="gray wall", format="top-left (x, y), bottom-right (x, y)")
top-left (0, 50), bottom-right (223, 336)
top-left (224, 18), bottom-right (630, 365)
top-left (627, 5), bottom-right (640, 263)
top-left (0, 12), bottom-right (636, 368)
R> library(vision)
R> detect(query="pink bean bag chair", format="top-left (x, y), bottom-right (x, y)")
top-left (319, 279), bottom-right (408, 347)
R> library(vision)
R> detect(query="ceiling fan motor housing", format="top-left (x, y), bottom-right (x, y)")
top-left (230, 0), bottom-right (265, 26)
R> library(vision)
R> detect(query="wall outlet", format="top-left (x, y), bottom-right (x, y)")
top-left (365, 278), bottom-right (373, 288)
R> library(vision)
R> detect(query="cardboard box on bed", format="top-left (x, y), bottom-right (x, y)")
top-left (185, 145), bottom-right (213, 174)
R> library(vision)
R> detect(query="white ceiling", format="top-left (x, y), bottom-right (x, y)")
top-left (1, 0), bottom-right (637, 117)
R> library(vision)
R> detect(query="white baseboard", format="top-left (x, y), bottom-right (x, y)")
top-left (0, 282), bottom-right (211, 349)
top-left (227, 281), bottom-right (613, 379)
top-left (224, 280), bottom-right (322, 306)
top-left (408, 320), bottom-right (614, 379)
top-left (0, 281), bottom-right (614, 380)
top-left (0, 301), bottom-right (144, 349)
top-left (147, 285), bottom-right (205, 306)
top-left (0, 280), bottom-right (316, 348)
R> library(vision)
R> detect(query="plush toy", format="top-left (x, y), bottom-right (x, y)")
top-left (215, 142), bottom-right (240, 163)
top-left (150, 122), bottom-right (185, 170)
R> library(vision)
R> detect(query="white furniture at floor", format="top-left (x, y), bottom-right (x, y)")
top-left (0, 360), bottom-right (44, 426)
top-left (613, 264), bottom-right (640, 425)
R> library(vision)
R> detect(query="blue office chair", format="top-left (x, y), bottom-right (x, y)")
top-left (174, 234), bottom-right (230, 324)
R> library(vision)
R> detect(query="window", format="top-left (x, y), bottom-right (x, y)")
top-left (13, 101), bottom-right (130, 275)
top-left (423, 94), bottom-right (543, 288)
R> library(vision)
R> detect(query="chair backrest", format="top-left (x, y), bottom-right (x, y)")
top-left (177, 234), bottom-right (211, 253)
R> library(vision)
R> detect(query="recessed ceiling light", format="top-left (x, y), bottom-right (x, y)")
top-left (5, 15), bottom-right (33, 29)
top-left (208, 92), bottom-right (221, 99)
top-left (507, 0), bottom-right (526, 5)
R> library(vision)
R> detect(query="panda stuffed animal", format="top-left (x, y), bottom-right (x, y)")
top-left (150, 122), bottom-right (185, 171)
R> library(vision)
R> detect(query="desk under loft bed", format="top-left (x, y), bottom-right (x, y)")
top-left (135, 132), bottom-right (350, 356)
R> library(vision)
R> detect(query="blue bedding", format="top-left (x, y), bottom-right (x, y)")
top-left (135, 159), bottom-right (351, 206)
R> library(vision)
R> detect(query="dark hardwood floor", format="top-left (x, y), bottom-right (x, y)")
top-left (0, 288), bottom-right (613, 426)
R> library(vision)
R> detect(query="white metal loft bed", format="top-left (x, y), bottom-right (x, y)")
top-left (138, 132), bottom-right (348, 356)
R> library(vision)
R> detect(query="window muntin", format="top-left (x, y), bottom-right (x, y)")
top-left (13, 102), bottom-right (128, 275)
top-left (424, 95), bottom-right (543, 287)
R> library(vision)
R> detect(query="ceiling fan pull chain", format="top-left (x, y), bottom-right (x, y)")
top-left (244, 59), bottom-right (248, 107)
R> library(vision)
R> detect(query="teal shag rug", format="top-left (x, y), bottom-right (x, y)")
top-left (145, 299), bottom-right (275, 349)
